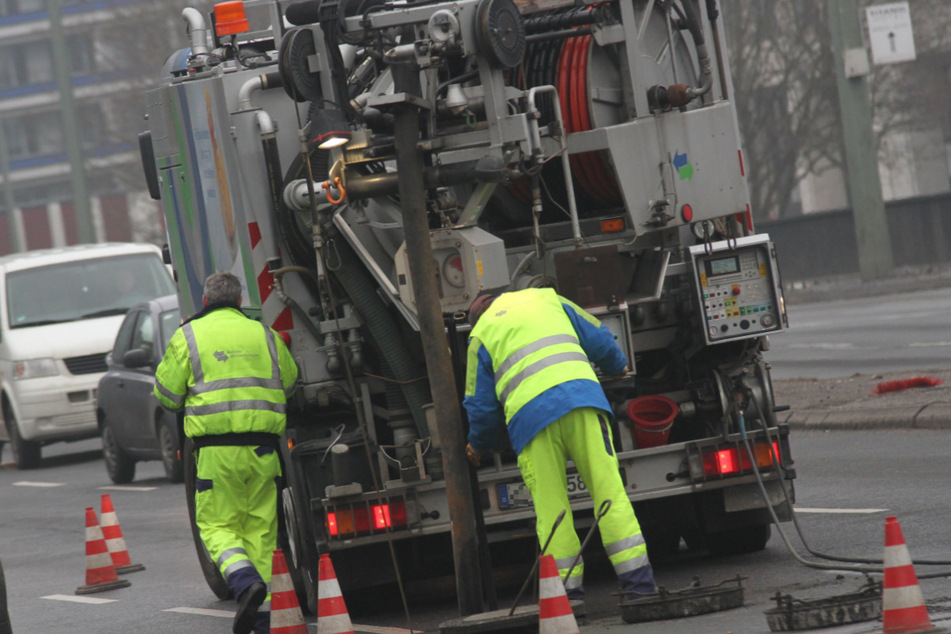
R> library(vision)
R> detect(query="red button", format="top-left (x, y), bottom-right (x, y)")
top-left (732, 285), bottom-right (741, 295)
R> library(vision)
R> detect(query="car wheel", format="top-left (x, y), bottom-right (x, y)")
top-left (183, 437), bottom-right (232, 600)
top-left (0, 555), bottom-right (10, 634)
top-left (101, 421), bottom-right (136, 484)
top-left (4, 404), bottom-right (41, 470)
top-left (158, 419), bottom-right (183, 484)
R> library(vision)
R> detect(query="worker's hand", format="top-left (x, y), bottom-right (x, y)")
top-left (606, 366), bottom-right (631, 380)
top-left (465, 443), bottom-right (482, 467)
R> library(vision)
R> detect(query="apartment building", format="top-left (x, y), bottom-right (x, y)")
top-left (0, 0), bottom-right (166, 255)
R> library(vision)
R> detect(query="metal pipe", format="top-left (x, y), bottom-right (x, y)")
top-left (526, 85), bottom-right (582, 245)
top-left (182, 8), bottom-right (209, 56)
top-left (238, 72), bottom-right (284, 111)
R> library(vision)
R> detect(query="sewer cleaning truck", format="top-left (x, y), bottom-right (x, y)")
top-left (140, 0), bottom-right (795, 611)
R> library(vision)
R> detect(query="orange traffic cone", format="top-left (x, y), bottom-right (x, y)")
top-left (100, 494), bottom-right (144, 574)
top-left (270, 549), bottom-right (307, 634)
top-left (317, 553), bottom-right (354, 634)
top-left (538, 554), bottom-right (579, 634)
top-left (75, 507), bottom-right (131, 595)
top-left (882, 516), bottom-right (937, 634)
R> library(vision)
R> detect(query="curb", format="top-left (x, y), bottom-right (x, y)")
top-left (779, 402), bottom-right (951, 430)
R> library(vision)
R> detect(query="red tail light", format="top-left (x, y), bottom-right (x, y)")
top-left (326, 500), bottom-right (408, 538)
top-left (702, 441), bottom-right (779, 478)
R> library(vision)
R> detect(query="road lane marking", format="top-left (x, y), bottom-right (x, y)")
top-left (43, 594), bottom-right (117, 604)
top-left (162, 607), bottom-right (412, 633)
top-left (164, 607), bottom-right (233, 618)
top-left (98, 485), bottom-right (158, 492)
top-left (787, 343), bottom-right (855, 350)
top-left (908, 341), bottom-right (951, 348)
top-left (14, 481), bottom-right (64, 487)
top-left (796, 507), bottom-right (887, 514)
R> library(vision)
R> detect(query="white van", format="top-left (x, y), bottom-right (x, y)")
top-left (0, 243), bottom-right (175, 469)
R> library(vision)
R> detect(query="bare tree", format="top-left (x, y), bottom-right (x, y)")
top-left (723, 1), bottom-right (843, 220)
top-left (724, 0), bottom-right (951, 221)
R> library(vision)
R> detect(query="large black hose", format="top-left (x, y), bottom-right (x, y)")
top-left (321, 222), bottom-right (431, 440)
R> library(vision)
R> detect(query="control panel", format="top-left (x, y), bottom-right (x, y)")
top-left (689, 236), bottom-right (786, 344)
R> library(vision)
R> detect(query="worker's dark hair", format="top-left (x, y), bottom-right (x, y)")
top-left (467, 291), bottom-right (498, 327)
top-left (204, 271), bottom-right (242, 306)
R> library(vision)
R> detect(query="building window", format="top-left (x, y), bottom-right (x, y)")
top-left (78, 103), bottom-right (104, 149)
top-left (0, 40), bottom-right (54, 89)
top-left (2, 111), bottom-right (65, 159)
top-left (67, 34), bottom-right (96, 75)
top-left (0, 0), bottom-right (45, 16)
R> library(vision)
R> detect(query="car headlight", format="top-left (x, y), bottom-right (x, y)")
top-left (14, 358), bottom-right (60, 380)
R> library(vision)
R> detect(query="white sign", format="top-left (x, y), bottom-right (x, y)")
top-left (866, 2), bottom-right (916, 65)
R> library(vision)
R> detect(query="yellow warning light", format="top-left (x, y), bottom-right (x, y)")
top-left (214, 1), bottom-right (250, 37)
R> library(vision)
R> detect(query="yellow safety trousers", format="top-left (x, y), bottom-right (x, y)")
top-left (195, 445), bottom-right (280, 602)
top-left (517, 406), bottom-right (650, 594)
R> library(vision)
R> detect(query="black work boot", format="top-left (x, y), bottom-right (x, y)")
top-left (233, 582), bottom-right (267, 634)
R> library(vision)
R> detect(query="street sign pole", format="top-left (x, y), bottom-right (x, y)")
top-left (828, 0), bottom-right (894, 281)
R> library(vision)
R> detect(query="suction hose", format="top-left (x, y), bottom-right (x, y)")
top-left (739, 386), bottom-right (951, 578)
top-left (322, 221), bottom-right (431, 441)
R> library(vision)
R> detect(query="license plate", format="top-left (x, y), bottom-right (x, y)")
top-left (498, 473), bottom-right (589, 509)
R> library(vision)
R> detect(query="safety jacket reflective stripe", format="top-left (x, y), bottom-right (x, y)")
top-left (464, 288), bottom-right (626, 454)
top-left (154, 307), bottom-right (298, 438)
top-left (498, 350), bottom-right (590, 406)
top-left (475, 289), bottom-right (599, 420)
top-left (181, 322), bottom-right (287, 418)
top-left (155, 381), bottom-right (184, 409)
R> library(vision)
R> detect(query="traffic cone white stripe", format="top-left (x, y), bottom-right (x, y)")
top-left (86, 550), bottom-right (113, 571)
top-left (271, 605), bottom-right (304, 628)
top-left (104, 537), bottom-right (126, 552)
top-left (883, 586), bottom-right (928, 610)
top-left (540, 575), bottom-right (565, 598)
top-left (884, 544), bottom-right (913, 567)
top-left (319, 614), bottom-right (354, 632)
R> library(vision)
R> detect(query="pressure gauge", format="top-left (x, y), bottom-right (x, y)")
top-left (441, 253), bottom-right (466, 288)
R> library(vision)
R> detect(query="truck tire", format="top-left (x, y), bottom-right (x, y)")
top-left (183, 438), bottom-right (233, 600)
top-left (281, 486), bottom-right (318, 614)
top-left (4, 404), bottom-right (41, 470)
top-left (704, 524), bottom-right (771, 556)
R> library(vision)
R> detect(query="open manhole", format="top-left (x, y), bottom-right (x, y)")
top-left (619, 575), bottom-right (745, 623)
top-left (763, 579), bottom-right (882, 632)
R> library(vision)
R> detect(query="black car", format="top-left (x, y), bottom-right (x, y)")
top-left (97, 294), bottom-right (182, 483)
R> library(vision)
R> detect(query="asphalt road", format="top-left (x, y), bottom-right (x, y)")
top-left (767, 286), bottom-right (951, 380)
top-left (5, 428), bottom-right (951, 633)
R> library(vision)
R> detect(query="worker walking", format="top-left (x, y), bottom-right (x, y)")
top-left (154, 272), bottom-right (298, 634)
top-left (463, 287), bottom-right (655, 600)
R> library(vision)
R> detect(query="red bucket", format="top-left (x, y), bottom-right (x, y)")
top-left (626, 395), bottom-right (678, 448)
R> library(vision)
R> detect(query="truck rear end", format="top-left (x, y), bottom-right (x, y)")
top-left (141, 0), bottom-right (794, 609)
